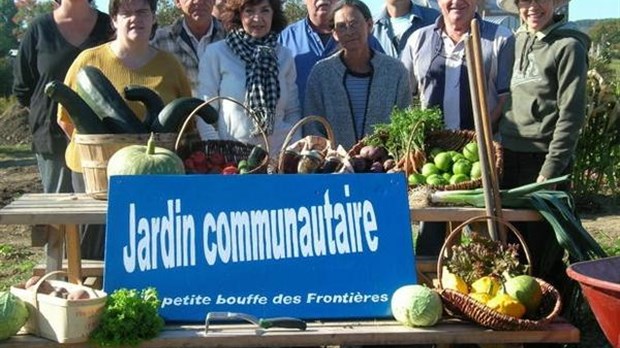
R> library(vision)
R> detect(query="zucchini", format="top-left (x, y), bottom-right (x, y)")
top-left (123, 85), bottom-right (165, 129)
top-left (44, 80), bottom-right (108, 134)
top-left (76, 66), bottom-right (148, 134)
top-left (151, 97), bottom-right (218, 133)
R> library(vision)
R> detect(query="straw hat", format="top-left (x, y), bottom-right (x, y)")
top-left (496, 0), bottom-right (570, 14)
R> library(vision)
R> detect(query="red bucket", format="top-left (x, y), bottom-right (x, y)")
top-left (566, 256), bottom-right (620, 348)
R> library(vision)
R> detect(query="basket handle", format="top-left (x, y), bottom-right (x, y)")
top-left (277, 115), bottom-right (336, 173)
top-left (436, 215), bottom-right (533, 289)
top-left (174, 96), bottom-right (270, 156)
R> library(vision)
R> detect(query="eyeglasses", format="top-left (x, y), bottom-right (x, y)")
top-left (517, 0), bottom-right (552, 5)
top-left (333, 20), bottom-right (363, 33)
top-left (117, 8), bottom-right (153, 18)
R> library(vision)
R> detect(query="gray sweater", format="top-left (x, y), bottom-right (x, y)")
top-left (303, 50), bottom-right (412, 149)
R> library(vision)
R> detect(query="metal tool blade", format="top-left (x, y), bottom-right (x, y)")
top-left (205, 311), bottom-right (306, 333)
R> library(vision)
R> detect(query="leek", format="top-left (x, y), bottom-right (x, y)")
top-left (429, 175), bottom-right (571, 208)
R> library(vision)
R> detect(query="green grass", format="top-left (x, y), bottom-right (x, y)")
top-left (0, 144), bottom-right (33, 161)
top-left (610, 59), bottom-right (620, 81)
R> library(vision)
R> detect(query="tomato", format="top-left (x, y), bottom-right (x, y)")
top-left (221, 165), bottom-right (238, 175)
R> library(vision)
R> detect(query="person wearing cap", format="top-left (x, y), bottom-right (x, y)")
top-left (400, 0), bottom-right (514, 257)
top-left (497, 0), bottom-right (590, 297)
top-left (371, 0), bottom-right (439, 58)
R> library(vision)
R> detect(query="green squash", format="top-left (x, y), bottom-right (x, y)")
top-left (107, 133), bottom-right (185, 177)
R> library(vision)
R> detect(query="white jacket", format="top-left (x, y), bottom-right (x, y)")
top-left (197, 40), bottom-right (301, 157)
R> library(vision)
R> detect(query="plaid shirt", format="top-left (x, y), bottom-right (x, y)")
top-left (151, 18), bottom-right (226, 95)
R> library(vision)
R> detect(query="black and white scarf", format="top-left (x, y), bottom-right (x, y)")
top-left (226, 28), bottom-right (280, 136)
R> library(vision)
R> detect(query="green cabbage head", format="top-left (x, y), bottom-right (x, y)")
top-left (390, 284), bottom-right (443, 327)
top-left (0, 291), bottom-right (29, 341)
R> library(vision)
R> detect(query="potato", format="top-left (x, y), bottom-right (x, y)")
top-left (24, 276), bottom-right (58, 294)
top-left (24, 275), bottom-right (41, 289)
top-left (67, 289), bottom-right (90, 300)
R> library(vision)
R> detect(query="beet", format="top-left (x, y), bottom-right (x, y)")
top-left (370, 161), bottom-right (385, 173)
top-left (350, 155), bottom-right (369, 173)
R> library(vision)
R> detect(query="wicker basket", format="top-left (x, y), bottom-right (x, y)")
top-left (436, 215), bottom-right (562, 330)
top-left (75, 133), bottom-right (177, 200)
top-left (175, 96), bottom-right (269, 174)
top-left (277, 115), bottom-right (338, 174)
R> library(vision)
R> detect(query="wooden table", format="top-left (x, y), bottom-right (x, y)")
top-left (2, 195), bottom-right (576, 347)
top-left (4, 319), bottom-right (579, 347)
top-left (0, 193), bottom-right (541, 284)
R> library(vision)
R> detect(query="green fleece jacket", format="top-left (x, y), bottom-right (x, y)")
top-left (499, 18), bottom-right (591, 179)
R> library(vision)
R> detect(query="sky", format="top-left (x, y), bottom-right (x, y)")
top-left (93, 0), bottom-right (619, 22)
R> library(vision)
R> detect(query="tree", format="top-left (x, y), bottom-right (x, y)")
top-left (283, 0), bottom-right (307, 24)
top-left (12, 0), bottom-right (54, 41)
top-left (588, 19), bottom-right (620, 60)
top-left (0, 0), bottom-right (18, 56)
top-left (156, 0), bottom-right (178, 27)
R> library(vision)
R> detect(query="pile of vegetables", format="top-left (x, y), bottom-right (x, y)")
top-left (90, 287), bottom-right (164, 346)
top-left (362, 106), bottom-right (443, 176)
top-left (45, 66), bottom-right (218, 135)
top-left (409, 143), bottom-right (481, 187)
top-left (441, 233), bottom-right (543, 319)
top-left (184, 145), bottom-right (268, 174)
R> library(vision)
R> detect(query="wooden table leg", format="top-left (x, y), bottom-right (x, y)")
top-left (45, 225), bottom-right (63, 275)
top-left (64, 224), bottom-right (83, 284)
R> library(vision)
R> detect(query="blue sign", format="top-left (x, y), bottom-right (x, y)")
top-left (104, 174), bottom-right (416, 322)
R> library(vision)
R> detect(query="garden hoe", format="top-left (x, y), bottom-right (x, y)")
top-left (205, 311), bottom-right (307, 334)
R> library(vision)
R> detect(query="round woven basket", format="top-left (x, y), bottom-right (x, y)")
top-left (277, 115), bottom-right (337, 174)
top-left (174, 96), bottom-right (270, 174)
top-left (436, 215), bottom-right (562, 330)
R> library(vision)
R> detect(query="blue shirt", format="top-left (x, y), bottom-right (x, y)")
top-left (279, 17), bottom-right (384, 107)
top-left (372, 2), bottom-right (439, 58)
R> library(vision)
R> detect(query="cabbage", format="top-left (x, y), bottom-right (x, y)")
top-left (390, 285), bottom-right (443, 327)
top-left (0, 291), bottom-right (29, 341)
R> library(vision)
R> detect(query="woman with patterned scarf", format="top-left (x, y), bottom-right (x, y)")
top-left (197, 0), bottom-right (301, 157)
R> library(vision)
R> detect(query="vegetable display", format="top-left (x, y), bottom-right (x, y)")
top-left (0, 291), bottom-right (29, 341)
top-left (50, 66), bottom-right (219, 136)
top-left (364, 106), bottom-right (443, 175)
top-left (90, 287), bottom-right (164, 346)
top-left (440, 232), bottom-right (543, 320)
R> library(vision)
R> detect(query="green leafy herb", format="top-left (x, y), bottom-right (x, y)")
top-left (90, 287), bottom-right (164, 347)
top-left (446, 233), bottom-right (526, 285)
top-left (365, 106), bottom-right (443, 161)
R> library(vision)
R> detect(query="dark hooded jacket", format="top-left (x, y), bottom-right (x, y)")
top-left (499, 16), bottom-right (591, 179)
